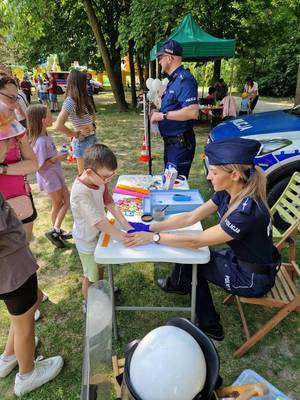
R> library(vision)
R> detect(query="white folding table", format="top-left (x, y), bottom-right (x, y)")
top-left (94, 175), bottom-right (210, 338)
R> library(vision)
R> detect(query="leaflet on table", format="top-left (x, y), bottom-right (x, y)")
top-left (162, 162), bottom-right (178, 190)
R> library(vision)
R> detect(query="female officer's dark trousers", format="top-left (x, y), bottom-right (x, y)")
top-left (170, 248), bottom-right (277, 328)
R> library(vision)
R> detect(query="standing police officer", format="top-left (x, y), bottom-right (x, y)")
top-left (150, 40), bottom-right (199, 178)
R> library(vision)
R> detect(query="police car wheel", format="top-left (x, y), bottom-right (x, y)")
top-left (56, 86), bottom-right (63, 95)
top-left (268, 176), bottom-right (292, 230)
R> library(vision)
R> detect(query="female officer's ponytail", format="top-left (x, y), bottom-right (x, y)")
top-left (220, 163), bottom-right (270, 221)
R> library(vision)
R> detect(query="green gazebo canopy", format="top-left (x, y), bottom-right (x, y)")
top-left (150, 15), bottom-right (236, 61)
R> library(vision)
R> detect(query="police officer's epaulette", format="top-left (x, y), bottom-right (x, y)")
top-left (237, 197), bottom-right (254, 215)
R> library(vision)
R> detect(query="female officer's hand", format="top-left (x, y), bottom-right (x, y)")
top-left (122, 231), bottom-right (154, 247)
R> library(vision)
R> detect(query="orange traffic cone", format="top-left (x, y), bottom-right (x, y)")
top-left (67, 139), bottom-right (76, 163)
top-left (138, 139), bottom-right (152, 162)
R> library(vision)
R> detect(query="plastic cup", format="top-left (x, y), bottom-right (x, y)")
top-left (152, 207), bottom-right (165, 221)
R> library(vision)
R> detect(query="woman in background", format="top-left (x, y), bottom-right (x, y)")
top-left (0, 72), bottom-right (38, 241)
top-left (0, 103), bottom-right (63, 397)
top-left (244, 76), bottom-right (259, 113)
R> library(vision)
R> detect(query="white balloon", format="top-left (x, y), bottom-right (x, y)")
top-left (130, 326), bottom-right (206, 400)
top-left (151, 78), bottom-right (162, 91)
top-left (146, 90), bottom-right (156, 102)
top-left (162, 77), bottom-right (169, 87)
top-left (146, 78), bottom-right (154, 90)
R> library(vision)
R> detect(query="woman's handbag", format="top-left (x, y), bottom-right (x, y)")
top-left (6, 195), bottom-right (33, 221)
top-left (2, 138), bottom-right (34, 221)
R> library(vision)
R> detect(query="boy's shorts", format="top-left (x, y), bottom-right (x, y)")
top-left (78, 251), bottom-right (102, 283)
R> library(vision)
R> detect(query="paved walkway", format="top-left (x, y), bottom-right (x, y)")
top-left (233, 96), bottom-right (294, 113)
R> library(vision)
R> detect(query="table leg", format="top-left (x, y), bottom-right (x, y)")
top-left (191, 263), bottom-right (197, 323)
top-left (107, 265), bottom-right (118, 339)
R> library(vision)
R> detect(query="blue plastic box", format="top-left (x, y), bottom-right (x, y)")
top-left (226, 369), bottom-right (290, 400)
top-left (143, 189), bottom-right (204, 215)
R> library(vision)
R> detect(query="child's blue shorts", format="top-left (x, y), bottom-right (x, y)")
top-left (72, 134), bottom-right (97, 158)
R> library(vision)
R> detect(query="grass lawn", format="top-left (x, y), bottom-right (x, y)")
top-left (0, 92), bottom-right (299, 399)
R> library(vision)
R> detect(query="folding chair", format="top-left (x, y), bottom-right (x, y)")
top-left (224, 172), bottom-right (300, 358)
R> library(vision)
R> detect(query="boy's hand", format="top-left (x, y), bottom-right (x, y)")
top-left (128, 222), bottom-right (150, 233)
top-left (123, 231), bottom-right (153, 247)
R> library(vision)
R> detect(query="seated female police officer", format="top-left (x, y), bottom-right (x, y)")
top-left (123, 137), bottom-right (281, 341)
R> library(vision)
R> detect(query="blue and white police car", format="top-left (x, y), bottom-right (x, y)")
top-left (205, 105), bottom-right (300, 226)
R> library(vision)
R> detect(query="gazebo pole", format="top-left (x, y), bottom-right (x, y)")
top-left (229, 55), bottom-right (235, 95)
top-left (201, 62), bottom-right (206, 99)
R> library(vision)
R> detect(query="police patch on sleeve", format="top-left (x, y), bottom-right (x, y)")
top-left (185, 97), bottom-right (197, 103)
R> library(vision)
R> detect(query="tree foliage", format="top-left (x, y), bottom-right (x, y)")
top-left (1, 0), bottom-right (102, 69)
top-left (1, 0), bottom-right (299, 99)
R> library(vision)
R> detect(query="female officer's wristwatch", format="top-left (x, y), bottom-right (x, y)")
top-left (163, 112), bottom-right (168, 120)
top-left (153, 233), bottom-right (160, 244)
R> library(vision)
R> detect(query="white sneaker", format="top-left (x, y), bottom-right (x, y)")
top-left (0, 354), bottom-right (17, 378)
top-left (0, 336), bottom-right (39, 378)
top-left (14, 355), bottom-right (63, 397)
top-left (42, 293), bottom-right (48, 302)
top-left (34, 309), bottom-right (41, 321)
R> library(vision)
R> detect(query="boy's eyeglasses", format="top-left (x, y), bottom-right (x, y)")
top-left (0, 92), bottom-right (18, 102)
top-left (92, 169), bottom-right (116, 182)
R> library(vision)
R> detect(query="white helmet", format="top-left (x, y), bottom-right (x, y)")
top-left (124, 318), bottom-right (219, 400)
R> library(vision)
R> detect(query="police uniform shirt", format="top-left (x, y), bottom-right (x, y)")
top-left (212, 191), bottom-right (274, 264)
top-left (159, 65), bottom-right (198, 138)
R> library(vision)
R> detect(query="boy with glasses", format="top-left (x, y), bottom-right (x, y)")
top-left (70, 143), bottom-right (132, 303)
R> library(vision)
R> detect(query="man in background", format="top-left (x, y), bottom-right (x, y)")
top-left (20, 75), bottom-right (32, 104)
top-left (48, 75), bottom-right (59, 112)
top-left (150, 40), bottom-right (198, 179)
top-left (214, 78), bottom-right (228, 101)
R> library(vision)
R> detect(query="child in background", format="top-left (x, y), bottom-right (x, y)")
top-left (27, 104), bottom-right (71, 248)
top-left (202, 87), bottom-right (217, 117)
top-left (70, 144), bottom-right (132, 302)
top-left (55, 70), bottom-right (96, 175)
top-left (239, 92), bottom-right (250, 115)
top-left (37, 78), bottom-right (49, 106)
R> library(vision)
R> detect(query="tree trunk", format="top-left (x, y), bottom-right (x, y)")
top-left (128, 40), bottom-right (137, 107)
top-left (295, 60), bottom-right (300, 106)
top-left (137, 52), bottom-right (145, 89)
top-left (83, 0), bottom-right (128, 111)
top-left (150, 60), bottom-right (156, 78)
top-left (144, 52), bottom-right (150, 82)
top-left (212, 59), bottom-right (221, 85)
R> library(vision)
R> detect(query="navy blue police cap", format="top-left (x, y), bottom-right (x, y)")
top-left (205, 137), bottom-right (261, 165)
top-left (157, 40), bottom-right (183, 57)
